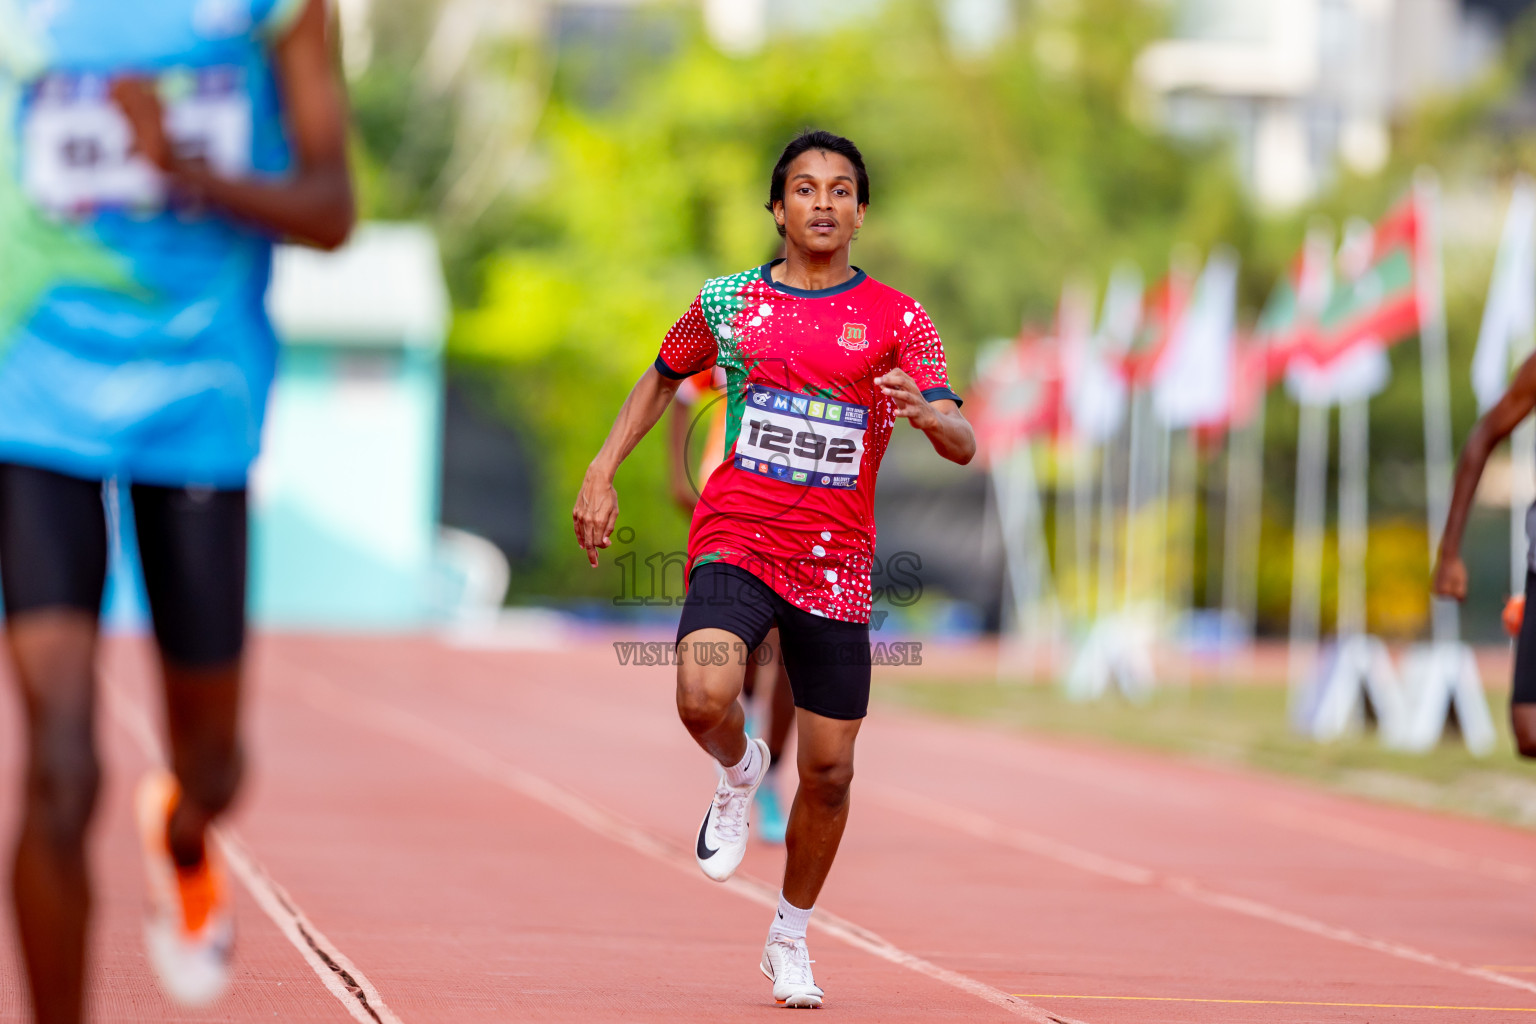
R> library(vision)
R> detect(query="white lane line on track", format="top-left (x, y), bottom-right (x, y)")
top-left (888, 714), bottom-right (1536, 888)
top-left (870, 784), bottom-right (1536, 1001)
top-left (294, 669), bottom-right (1089, 1024)
top-left (104, 684), bottom-right (404, 1024)
top-left (1256, 801), bottom-right (1536, 887)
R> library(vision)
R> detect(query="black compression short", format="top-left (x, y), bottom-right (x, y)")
top-left (1515, 571), bottom-right (1536, 705)
top-left (676, 561), bottom-right (870, 720)
top-left (0, 463), bottom-right (247, 667)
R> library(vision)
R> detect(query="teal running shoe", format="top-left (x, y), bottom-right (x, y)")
top-left (755, 783), bottom-right (788, 844)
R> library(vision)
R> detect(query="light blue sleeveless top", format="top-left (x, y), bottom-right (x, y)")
top-left (0, 0), bottom-right (304, 486)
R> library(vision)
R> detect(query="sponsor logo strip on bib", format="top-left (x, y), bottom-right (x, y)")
top-left (734, 384), bottom-right (866, 490)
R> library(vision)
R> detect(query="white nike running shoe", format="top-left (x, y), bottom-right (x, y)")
top-left (695, 737), bottom-right (770, 882)
top-left (761, 934), bottom-right (824, 1008)
top-left (135, 771), bottom-right (234, 1006)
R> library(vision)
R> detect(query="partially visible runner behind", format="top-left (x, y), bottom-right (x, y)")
top-left (0, 1), bottom-right (353, 1019)
top-left (575, 129), bottom-right (974, 1009)
top-left (669, 365), bottom-right (794, 844)
top-left (1436, 349), bottom-right (1536, 757)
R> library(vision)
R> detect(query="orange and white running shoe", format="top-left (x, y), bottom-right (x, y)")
top-left (135, 771), bottom-right (233, 1006)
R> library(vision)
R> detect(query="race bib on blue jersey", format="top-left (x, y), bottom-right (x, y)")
top-left (20, 68), bottom-right (252, 216)
top-left (734, 383), bottom-right (866, 490)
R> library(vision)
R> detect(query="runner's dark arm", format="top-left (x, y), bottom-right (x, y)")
top-left (1434, 351), bottom-right (1536, 599)
top-left (110, 0), bottom-right (353, 250)
top-left (575, 366), bottom-right (686, 567)
top-left (875, 368), bottom-right (975, 465)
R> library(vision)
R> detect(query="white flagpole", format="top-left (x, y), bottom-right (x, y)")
top-left (1054, 282), bottom-right (1095, 624)
top-left (1123, 388), bottom-right (1148, 609)
top-left (1096, 427), bottom-right (1119, 618)
top-left (1338, 395), bottom-right (1370, 640)
top-left (1289, 399), bottom-right (1330, 708)
top-left (1415, 171), bottom-right (1459, 646)
top-left (1074, 438), bottom-right (1095, 619)
top-left (1169, 427), bottom-right (1199, 684)
top-left (1223, 384), bottom-right (1266, 647)
top-left (993, 444), bottom-right (1055, 678)
top-left (1051, 435), bottom-right (1072, 623)
top-left (1154, 419), bottom-right (1172, 617)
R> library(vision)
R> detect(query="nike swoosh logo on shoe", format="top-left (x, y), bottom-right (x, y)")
top-left (697, 811), bottom-right (718, 859)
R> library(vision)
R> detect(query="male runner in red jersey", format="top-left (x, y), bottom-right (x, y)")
top-left (574, 129), bottom-right (974, 1008)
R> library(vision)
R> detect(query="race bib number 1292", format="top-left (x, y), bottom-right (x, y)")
top-left (733, 383), bottom-right (867, 490)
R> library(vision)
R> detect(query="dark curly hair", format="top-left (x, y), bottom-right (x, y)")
top-left (765, 129), bottom-right (869, 238)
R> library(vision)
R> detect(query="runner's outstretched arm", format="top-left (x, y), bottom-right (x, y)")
top-left (1434, 351), bottom-right (1536, 599)
top-left (575, 366), bottom-right (685, 567)
top-left (110, 0), bottom-right (353, 250)
top-left (875, 368), bottom-right (975, 465)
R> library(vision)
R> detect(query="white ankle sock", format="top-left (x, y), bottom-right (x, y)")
top-left (723, 741), bottom-right (762, 788)
top-left (769, 892), bottom-right (813, 943)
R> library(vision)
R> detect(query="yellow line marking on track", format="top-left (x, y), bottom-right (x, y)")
top-left (1487, 967), bottom-right (1536, 974)
top-left (1017, 994), bottom-right (1536, 1012)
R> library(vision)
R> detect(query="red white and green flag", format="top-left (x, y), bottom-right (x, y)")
top-left (1311, 196), bottom-right (1420, 360)
top-left (1281, 197), bottom-right (1420, 405)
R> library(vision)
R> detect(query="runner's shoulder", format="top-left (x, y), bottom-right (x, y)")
top-left (690, 266), bottom-right (766, 327)
top-left (847, 276), bottom-right (937, 343)
top-left (856, 275), bottom-right (924, 312)
top-left (699, 266), bottom-right (765, 300)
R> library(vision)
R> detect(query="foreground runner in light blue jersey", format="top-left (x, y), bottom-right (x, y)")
top-left (0, 0), bottom-right (353, 1019)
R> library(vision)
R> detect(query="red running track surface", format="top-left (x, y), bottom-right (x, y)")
top-left (2, 635), bottom-right (1536, 1022)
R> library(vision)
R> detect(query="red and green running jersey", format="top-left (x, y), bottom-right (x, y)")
top-left (656, 261), bottom-right (960, 623)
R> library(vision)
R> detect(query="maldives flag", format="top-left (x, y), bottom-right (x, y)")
top-left (1307, 196), bottom-right (1421, 364)
top-left (1267, 199), bottom-right (1419, 405)
top-left (1255, 227), bottom-right (1334, 382)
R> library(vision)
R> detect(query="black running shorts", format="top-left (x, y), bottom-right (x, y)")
top-left (1515, 570), bottom-right (1536, 705)
top-left (0, 463), bottom-right (247, 667)
top-left (676, 561), bottom-right (871, 720)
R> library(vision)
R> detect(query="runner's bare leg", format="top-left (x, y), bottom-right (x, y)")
top-left (676, 627), bottom-right (750, 766)
top-left (9, 611), bottom-right (101, 1024)
top-left (160, 662), bottom-right (243, 866)
top-left (782, 710), bottom-right (861, 908)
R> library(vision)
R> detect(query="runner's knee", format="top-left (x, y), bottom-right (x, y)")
top-left (798, 757), bottom-right (854, 809)
top-left (675, 671), bottom-right (736, 733)
top-left (24, 731), bottom-right (100, 852)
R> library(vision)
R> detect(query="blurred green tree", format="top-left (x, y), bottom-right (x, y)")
top-left (448, 0), bottom-right (1264, 601)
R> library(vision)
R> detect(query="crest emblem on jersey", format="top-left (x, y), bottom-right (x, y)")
top-left (838, 323), bottom-right (868, 351)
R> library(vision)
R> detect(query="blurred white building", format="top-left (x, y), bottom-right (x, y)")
top-left (1138, 0), bottom-right (1506, 209)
